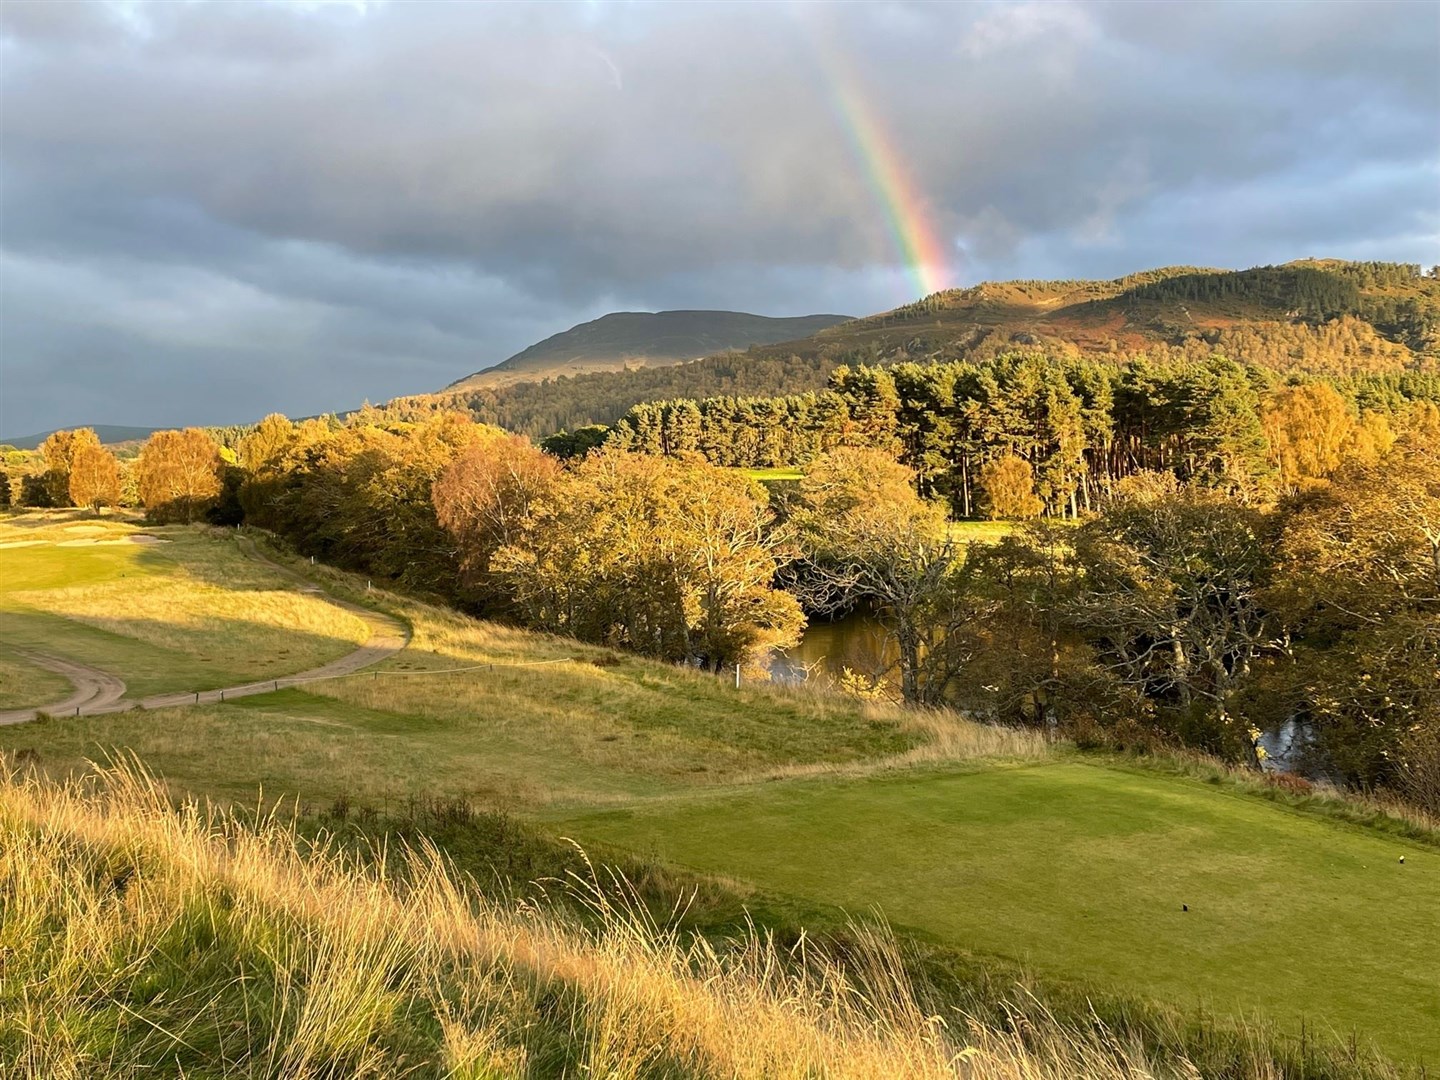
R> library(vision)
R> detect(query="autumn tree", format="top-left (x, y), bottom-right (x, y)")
top-left (481, 449), bottom-right (802, 670)
top-left (269, 412), bottom-right (485, 591)
top-left (962, 521), bottom-right (1147, 736)
top-left (1261, 382), bottom-right (1371, 492)
top-left (238, 415), bottom-right (331, 528)
top-left (790, 447), bottom-right (967, 703)
top-left (433, 431), bottom-right (560, 600)
top-left (68, 442), bottom-right (122, 514)
top-left (38, 428), bottom-right (102, 506)
top-left (679, 458), bottom-right (805, 671)
top-left (136, 429), bottom-right (223, 523)
top-left (237, 413), bottom-right (297, 471)
top-left (1062, 483), bottom-right (1280, 758)
top-left (1266, 438), bottom-right (1440, 786)
top-left (976, 454), bottom-right (1043, 519)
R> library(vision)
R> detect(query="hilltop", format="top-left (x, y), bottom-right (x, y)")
top-left (447, 309), bottom-right (854, 390)
top-left (415, 261), bottom-right (1439, 437)
top-left (1, 424), bottom-right (159, 451)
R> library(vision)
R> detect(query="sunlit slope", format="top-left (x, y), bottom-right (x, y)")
top-left (0, 595), bottom-right (1031, 807)
top-left (0, 518), bottom-right (369, 699)
top-left (4, 522), bottom-right (1435, 1069)
top-left (422, 261), bottom-right (1439, 437)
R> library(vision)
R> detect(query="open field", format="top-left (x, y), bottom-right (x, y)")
top-left (551, 762), bottom-right (1440, 1063)
top-left (1, 519), bottom-right (1435, 1072)
top-left (945, 519), bottom-right (1016, 545)
top-left (0, 516), bottom-right (370, 699)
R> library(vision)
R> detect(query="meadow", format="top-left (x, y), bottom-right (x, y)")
top-left (2, 517), bottom-right (1436, 1075)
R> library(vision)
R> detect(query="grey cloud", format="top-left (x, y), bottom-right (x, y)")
top-left (1, 0), bottom-right (1436, 435)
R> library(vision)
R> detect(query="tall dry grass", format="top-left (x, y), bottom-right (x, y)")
top-left (1, 754), bottom-right (1205, 1079)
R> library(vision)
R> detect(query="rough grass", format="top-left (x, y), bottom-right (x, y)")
top-left (0, 523), bottom-right (370, 697)
top-left (0, 529), bottom-right (1039, 808)
top-left (0, 650), bottom-right (70, 710)
top-left (549, 761), bottom-right (1440, 1065)
top-left (1, 757), bottom-right (1246, 1080)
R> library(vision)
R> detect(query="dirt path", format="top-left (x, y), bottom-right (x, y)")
top-left (0, 537), bottom-right (410, 725)
top-left (0, 653), bottom-right (128, 724)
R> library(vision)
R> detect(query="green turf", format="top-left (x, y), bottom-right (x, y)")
top-left (0, 609), bottom-right (257, 700)
top-left (0, 672), bottom-right (918, 808)
top-left (0, 534), bottom-right (367, 698)
top-left (740, 466), bottom-right (804, 482)
top-left (946, 519), bottom-right (1017, 545)
top-left (0, 541), bottom-right (155, 593)
top-left (549, 761), bottom-right (1440, 1063)
top-left (0, 648), bottom-right (71, 709)
top-left (5, 525), bottom-right (1435, 1069)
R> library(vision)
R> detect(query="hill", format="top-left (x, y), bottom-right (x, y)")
top-left (1, 424), bottom-right (159, 451)
top-left (446, 309), bottom-right (853, 390)
top-left (410, 261), bottom-right (1439, 438)
top-left (2, 517), bottom-right (1435, 1072)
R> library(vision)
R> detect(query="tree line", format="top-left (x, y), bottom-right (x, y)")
top-left (9, 361), bottom-right (1437, 810)
top-left (592, 356), bottom-right (1440, 518)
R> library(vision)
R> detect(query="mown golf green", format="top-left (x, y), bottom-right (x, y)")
top-left (551, 761), bottom-right (1440, 1063)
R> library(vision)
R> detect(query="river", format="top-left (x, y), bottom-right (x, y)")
top-left (769, 609), bottom-right (892, 687)
top-left (772, 613), bottom-right (1311, 774)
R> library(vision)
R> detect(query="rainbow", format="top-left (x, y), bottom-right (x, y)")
top-left (814, 44), bottom-right (952, 300)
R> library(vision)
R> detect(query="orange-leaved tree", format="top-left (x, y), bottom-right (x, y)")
top-left (976, 454), bottom-right (1044, 520)
top-left (68, 442), bottom-right (122, 514)
top-left (38, 427), bottom-right (102, 506)
top-left (136, 428), bottom-right (223, 523)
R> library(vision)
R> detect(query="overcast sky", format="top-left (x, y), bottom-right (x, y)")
top-left (2, 0), bottom-right (1437, 437)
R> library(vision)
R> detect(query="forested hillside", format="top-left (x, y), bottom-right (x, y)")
top-left (398, 261), bottom-right (1439, 438)
top-left (596, 359), bottom-right (1440, 517)
top-left (447, 310), bottom-right (853, 390)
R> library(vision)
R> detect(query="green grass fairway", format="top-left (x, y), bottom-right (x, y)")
top-left (0, 529), bottom-right (369, 697)
top-left (0, 649), bottom-right (71, 709)
top-left (5, 522), bottom-right (1435, 1069)
top-left (946, 519), bottom-right (1016, 545)
top-left (740, 466), bottom-right (804, 482)
top-left (551, 761), bottom-right (1440, 1063)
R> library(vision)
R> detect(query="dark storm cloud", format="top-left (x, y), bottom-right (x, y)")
top-left (1, 0), bottom-right (1436, 435)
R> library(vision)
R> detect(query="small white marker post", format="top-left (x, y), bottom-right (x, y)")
top-left (735, 664), bottom-right (741, 689)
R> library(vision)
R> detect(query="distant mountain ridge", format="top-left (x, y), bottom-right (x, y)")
top-left (412, 260), bottom-right (1438, 438)
top-left (1, 425), bottom-right (160, 451)
top-left (447, 310), bottom-right (854, 390)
